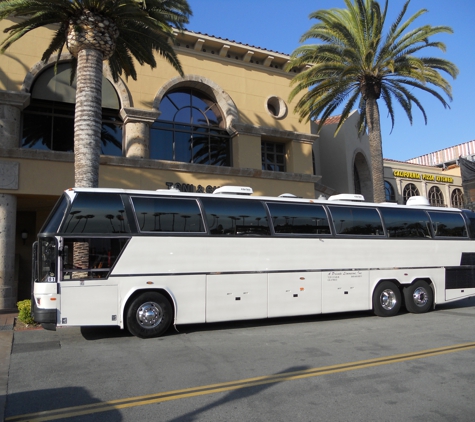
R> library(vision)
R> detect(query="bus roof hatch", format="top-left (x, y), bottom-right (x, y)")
top-left (328, 194), bottom-right (365, 202)
top-left (213, 186), bottom-right (253, 195)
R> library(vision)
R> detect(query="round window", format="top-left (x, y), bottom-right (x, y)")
top-left (266, 96), bottom-right (287, 119)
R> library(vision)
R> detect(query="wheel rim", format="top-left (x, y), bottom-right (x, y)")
top-left (380, 289), bottom-right (397, 310)
top-left (412, 287), bottom-right (429, 307)
top-left (136, 301), bottom-right (163, 329)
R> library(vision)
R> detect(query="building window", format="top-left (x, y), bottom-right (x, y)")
top-left (385, 181), bottom-right (396, 202)
top-left (403, 183), bottom-right (420, 204)
top-left (262, 141), bottom-right (285, 171)
top-left (354, 164), bottom-right (361, 194)
top-left (21, 63), bottom-right (122, 156)
top-left (151, 88), bottom-right (230, 166)
top-left (451, 188), bottom-right (464, 208)
top-left (266, 96), bottom-right (287, 119)
top-left (428, 186), bottom-right (445, 207)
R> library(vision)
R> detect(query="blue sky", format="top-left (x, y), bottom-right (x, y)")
top-left (186, 0), bottom-right (475, 162)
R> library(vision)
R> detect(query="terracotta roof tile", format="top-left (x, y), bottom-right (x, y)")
top-left (315, 114), bottom-right (342, 126)
top-left (184, 29), bottom-right (289, 56)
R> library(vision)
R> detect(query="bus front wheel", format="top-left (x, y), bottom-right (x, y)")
top-left (126, 292), bottom-right (172, 338)
top-left (373, 281), bottom-right (401, 317)
top-left (403, 280), bottom-right (433, 314)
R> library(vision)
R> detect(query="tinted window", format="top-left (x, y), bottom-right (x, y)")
top-left (328, 206), bottom-right (383, 236)
top-left (131, 197), bottom-right (204, 233)
top-left (428, 211), bottom-right (467, 237)
top-left (267, 203), bottom-right (331, 235)
top-left (62, 237), bottom-right (129, 279)
top-left (379, 208), bottom-right (431, 238)
top-left (462, 210), bottom-right (475, 239)
top-left (201, 198), bottom-right (270, 235)
top-left (62, 193), bottom-right (130, 234)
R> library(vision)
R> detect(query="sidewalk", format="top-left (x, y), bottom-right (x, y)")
top-left (0, 309), bottom-right (17, 422)
top-left (0, 310), bottom-right (16, 331)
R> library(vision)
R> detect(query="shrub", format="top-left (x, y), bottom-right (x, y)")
top-left (17, 299), bottom-right (36, 325)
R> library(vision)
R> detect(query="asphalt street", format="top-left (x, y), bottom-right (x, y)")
top-left (3, 298), bottom-right (475, 422)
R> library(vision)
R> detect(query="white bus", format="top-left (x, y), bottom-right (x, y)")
top-left (32, 186), bottom-right (475, 338)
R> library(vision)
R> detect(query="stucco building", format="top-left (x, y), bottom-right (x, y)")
top-left (0, 23), bottom-right (326, 308)
top-left (315, 112), bottom-right (464, 208)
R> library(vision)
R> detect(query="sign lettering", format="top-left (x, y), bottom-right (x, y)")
top-left (393, 171), bottom-right (454, 183)
top-left (165, 182), bottom-right (219, 193)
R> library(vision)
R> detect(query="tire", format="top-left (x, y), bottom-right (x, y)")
top-left (373, 281), bottom-right (401, 317)
top-left (403, 280), bottom-right (433, 314)
top-left (126, 292), bottom-right (173, 338)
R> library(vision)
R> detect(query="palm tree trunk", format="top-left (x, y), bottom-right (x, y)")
top-left (72, 48), bottom-right (103, 276)
top-left (74, 48), bottom-right (103, 188)
top-left (365, 97), bottom-right (386, 203)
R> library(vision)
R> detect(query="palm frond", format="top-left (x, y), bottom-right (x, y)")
top-left (0, 0), bottom-right (191, 79)
top-left (287, 0), bottom-right (457, 132)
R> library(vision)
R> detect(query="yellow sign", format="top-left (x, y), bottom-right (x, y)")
top-left (393, 170), bottom-right (420, 179)
top-left (436, 175), bottom-right (453, 183)
top-left (393, 171), bottom-right (453, 184)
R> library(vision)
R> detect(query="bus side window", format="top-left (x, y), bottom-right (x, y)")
top-left (328, 206), bottom-right (383, 236)
top-left (131, 197), bottom-right (205, 233)
top-left (267, 202), bottom-right (331, 235)
top-left (62, 238), bottom-right (129, 279)
top-left (62, 193), bottom-right (130, 234)
top-left (428, 211), bottom-right (468, 238)
top-left (379, 207), bottom-right (432, 238)
top-left (462, 210), bottom-right (475, 239)
top-left (201, 197), bottom-right (270, 236)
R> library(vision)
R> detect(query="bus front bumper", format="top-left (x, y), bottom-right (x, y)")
top-left (32, 301), bottom-right (57, 331)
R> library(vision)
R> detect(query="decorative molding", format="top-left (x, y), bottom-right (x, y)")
top-left (194, 39), bottom-right (205, 52)
top-left (153, 75), bottom-right (239, 128)
top-left (243, 51), bottom-right (254, 63)
top-left (0, 91), bottom-right (30, 109)
top-left (21, 54), bottom-right (132, 108)
top-left (231, 123), bottom-right (319, 144)
top-left (219, 45), bottom-right (230, 57)
top-left (263, 56), bottom-right (274, 67)
top-left (120, 107), bottom-right (160, 125)
top-left (0, 148), bottom-right (321, 184)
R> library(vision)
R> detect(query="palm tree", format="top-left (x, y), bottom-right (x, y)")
top-left (287, 0), bottom-right (458, 203)
top-left (0, 0), bottom-right (191, 188)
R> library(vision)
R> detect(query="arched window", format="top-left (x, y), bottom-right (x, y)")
top-left (21, 63), bottom-right (122, 156)
top-left (403, 183), bottom-right (419, 204)
top-left (353, 153), bottom-right (371, 200)
top-left (428, 186), bottom-right (445, 207)
top-left (451, 188), bottom-right (464, 208)
top-left (151, 88), bottom-right (231, 166)
top-left (385, 181), bottom-right (396, 202)
top-left (354, 164), bottom-right (361, 194)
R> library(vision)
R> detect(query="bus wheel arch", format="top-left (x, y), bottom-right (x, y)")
top-left (403, 279), bottom-right (434, 314)
top-left (373, 279), bottom-right (402, 317)
top-left (124, 289), bottom-right (175, 338)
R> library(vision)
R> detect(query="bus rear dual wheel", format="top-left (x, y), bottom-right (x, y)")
top-left (373, 280), bottom-right (433, 317)
top-left (126, 292), bottom-right (173, 338)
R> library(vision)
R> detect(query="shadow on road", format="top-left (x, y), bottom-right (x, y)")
top-left (4, 386), bottom-right (123, 422)
top-left (77, 297), bottom-right (475, 341)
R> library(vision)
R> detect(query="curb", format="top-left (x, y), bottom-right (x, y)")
top-left (0, 331), bottom-right (13, 422)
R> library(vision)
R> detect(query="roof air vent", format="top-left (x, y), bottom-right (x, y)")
top-left (328, 194), bottom-right (365, 202)
top-left (406, 196), bottom-right (431, 207)
top-left (213, 186), bottom-right (253, 195)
